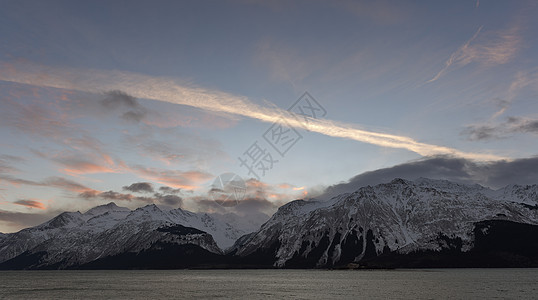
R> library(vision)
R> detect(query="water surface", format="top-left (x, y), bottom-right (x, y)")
top-left (1, 269), bottom-right (536, 299)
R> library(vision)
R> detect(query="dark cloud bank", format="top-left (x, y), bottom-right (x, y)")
top-left (123, 182), bottom-right (154, 193)
top-left (100, 90), bottom-right (148, 123)
top-left (463, 117), bottom-right (538, 141)
top-left (0, 210), bottom-right (58, 229)
top-left (318, 156), bottom-right (538, 200)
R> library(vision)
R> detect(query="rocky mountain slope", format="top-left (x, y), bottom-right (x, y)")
top-left (1, 178), bottom-right (537, 269)
top-left (234, 178), bottom-right (538, 267)
top-left (0, 203), bottom-right (253, 269)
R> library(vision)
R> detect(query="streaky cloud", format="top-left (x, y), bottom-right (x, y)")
top-left (0, 61), bottom-right (506, 161)
top-left (427, 24), bottom-right (521, 84)
top-left (13, 199), bottom-right (47, 210)
top-left (427, 26), bottom-right (483, 83)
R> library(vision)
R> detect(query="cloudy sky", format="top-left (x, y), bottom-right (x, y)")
top-left (1, 0), bottom-right (537, 232)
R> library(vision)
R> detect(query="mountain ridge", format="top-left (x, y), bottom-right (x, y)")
top-left (1, 178), bottom-right (537, 269)
top-left (234, 178), bottom-right (538, 267)
top-left (0, 202), bottom-right (262, 269)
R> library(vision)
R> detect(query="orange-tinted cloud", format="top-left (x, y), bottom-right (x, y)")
top-left (33, 145), bottom-right (122, 176)
top-left (188, 178), bottom-right (308, 217)
top-left (130, 165), bottom-right (213, 190)
top-left (42, 177), bottom-right (97, 194)
top-left (0, 174), bottom-right (97, 194)
top-left (239, 178), bottom-right (307, 203)
top-left (123, 132), bottom-right (227, 167)
top-left (428, 25), bottom-right (522, 83)
top-left (13, 199), bottom-right (46, 210)
top-left (277, 183), bottom-right (292, 189)
top-left (246, 178), bottom-right (270, 189)
top-left (62, 163), bottom-right (117, 175)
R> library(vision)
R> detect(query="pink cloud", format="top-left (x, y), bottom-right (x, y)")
top-left (13, 199), bottom-right (47, 210)
top-left (130, 165), bottom-right (213, 190)
top-left (0, 174), bottom-right (98, 195)
top-left (62, 163), bottom-right (117, 175)
top-left (428, 24), bottom-right (522, 83)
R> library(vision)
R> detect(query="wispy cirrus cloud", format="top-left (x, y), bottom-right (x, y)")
top-left (0, 174), bottom-right (96, 194)
top-left (427, 24), bottom-right (521, 83)
top-left (491, 68), bottom-right (538, 119)
top-left (0, 61), bottom-right (507, 161)
top-left (30, 145), bottom-right (215, 191)
top-left (62, 160), bottom-right (118, 175)
top-left (1, 85), bottom-right (219, 189)
top-left (0, 155), bottom-right (24, 174)
top-left (0, 86), bottom-right (129, 176)
top-left (427, 26), bottom-right (483, 83)
top-left (0, 94), bottom-right (75, 140)
top-left (42, 177), bottom-right (97, 193)
top-left (459, 68), bottom-right (538, 135)
top-left (122, 127), bottom-right (227, 168)
top-left (129, 165), bottom-right (213, 190)
top-left (32, 148), bottom-right (120, 176)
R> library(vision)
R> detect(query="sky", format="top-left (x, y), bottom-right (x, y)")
top-left (1, 0), bottom-right (537, 232)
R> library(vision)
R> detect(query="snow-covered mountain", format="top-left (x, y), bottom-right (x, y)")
top-left (234, 178), bottom-right (538, 267)
top-left (0, 202), bottom-right (261, 269)
top-left (1, 178), bottom-right (537, 269)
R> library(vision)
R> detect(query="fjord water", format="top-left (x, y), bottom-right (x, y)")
top-left (1, 269), bottom-right (537, 299)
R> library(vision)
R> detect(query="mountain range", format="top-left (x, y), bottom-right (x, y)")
top-left (1, 178), bottom-right (537, 269)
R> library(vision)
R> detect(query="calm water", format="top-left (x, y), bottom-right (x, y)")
top-left (0, 269), bottom-right (537, 299)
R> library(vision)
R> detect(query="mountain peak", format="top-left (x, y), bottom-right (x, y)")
top-left (389, 178), bottom-right (410, 185)
top-left (140, 203), bottom-right (160, 211)
top-left (84, 202), bottom-right (130, 217)
top-left (39, 211), bottom-right (84, 229)
top-left (236, 178), bottom-right (538, 268)
top-left (127, 204), bottom-right (164, 219)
